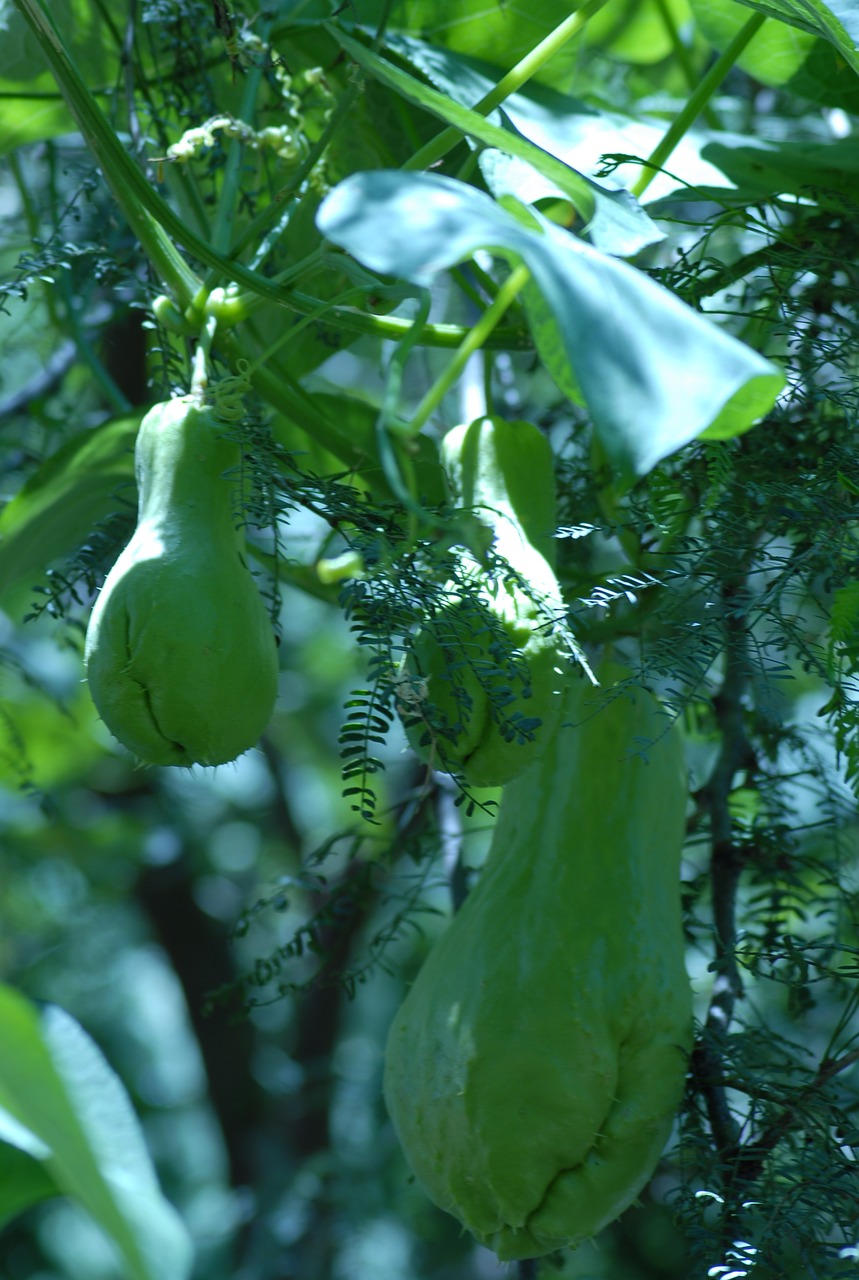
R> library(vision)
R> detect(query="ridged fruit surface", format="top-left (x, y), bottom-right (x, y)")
top-left (385, 664), bottom-right (692, 1259)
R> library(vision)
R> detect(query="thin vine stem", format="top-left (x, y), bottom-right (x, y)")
top-left (208, 14), bottom-right (274, 260)
top-left (651, 0), bottom-right (718, 127)
top-left (11, 0), bottom-right (525, 350)
top-left (694, 559), bottom-right (757, 1158)
top-left (226, 0), bottom-right (394, 266)
top-left (632, 12), bottom-right (767, 199)
top-left (225, 78), bottom-right (363, 265)
top-left (409, 263), bottom-right (531, 435)
top-left (403, 0), bottom-right (609, 174)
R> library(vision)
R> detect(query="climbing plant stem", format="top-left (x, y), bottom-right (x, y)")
top-left (404, 0), bottom-right (609, 174)
top-left (409, 263), bottom-right (530, 434)
top-left (632, 12), bottom-right (766, 198)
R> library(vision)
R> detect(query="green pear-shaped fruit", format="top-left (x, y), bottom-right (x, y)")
top-left (384, 664), bottom-right (692, 1259)
top-left (84, 395), bottom-right (278, 767)
top-left (401, 416), bottom-right (564, 787)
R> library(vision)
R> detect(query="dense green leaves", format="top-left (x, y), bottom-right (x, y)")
top-left (691, 0), bottom-right (815, 82)
top-left (318, 170), bottom-right (783, 483)
top-left (0, 0), bottom-right (119, 152)
top-left (702, 132), bottom-right (859, 207)
top-left (332, 28), bottom-right (660, 256)
top-left (0, 415), bottom-right (138, 608)
top-left (3, 0), bottom-right (859, 1275)
top-left (360, 0), bottom-right (594, 85)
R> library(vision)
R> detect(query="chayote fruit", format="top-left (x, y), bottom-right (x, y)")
top-left (384, 664), bottom-right (692, 1260)
top-left (84, 395), bottom-right (279, 767)
top-left (402, 416), bottom-right (564, 787)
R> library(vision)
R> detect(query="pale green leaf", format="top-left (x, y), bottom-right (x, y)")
top-left (317, 171), bottom-right (784, 484)
top-left (0, 985), bottom-right (193, 1280)
top-left (690, 0), bottom-right (816, 82)
top-left (331, 27), bottom-right (662, 256)
top-left (387, 33), bottom-right (731, 203)
top-left (713, 0), bottom-right (859, 71)
top-left (702, 132), bottom-right (859, 208)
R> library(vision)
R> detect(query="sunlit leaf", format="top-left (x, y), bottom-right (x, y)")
top-left (386, 32), bottom-right (730, 204)
top-left (690, 0), bottom-right (816, 82)
top-left (359, 0), bottom-right (594, 85)
top-left (331, 28), bottom-right (661, 256)
top-left (583, 0), bottom-right (693, 61)
top-left (0, 986), bottom-right (193, 1280)
top-left (318, 171), bottom-right (783, 484)
top-left (715, 0), bottom-right (859, 71)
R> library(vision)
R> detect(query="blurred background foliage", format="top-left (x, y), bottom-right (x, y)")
top-left (2, 0), bottom-right (859, 1276)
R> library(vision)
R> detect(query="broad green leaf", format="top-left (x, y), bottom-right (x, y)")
top-left (784, 35), bottom-right (859, 110)
top-left (8, 0), bottom-right (508, 347)
top-left (0, 1139), bottom-right (58, 1228)
top-left (386, 32), bottom-right (730, 204)
top-left (584, 0), bottom-right (693, 62)
top-left (701, 133), bottom-right (859, 207)
top-left (699, 377), bottom-right (785, 440)
top-left (480, 151), bottom-right (579, 224)
top-left (713, 0), bottom-right (859, 72)
top-left (518, 272), bottom-right (585, 408)
top-left (331, 27), bottom-right (662, 256)
top-left (0, 414), bottom-right (140, 604)
top-left (317, 171), bottom-right (784, 484)
top-left (480, 128), bottom-right (729, 209)
top-left (361, 0), bottom-right (594, 86)
top-left (382, 31), bottom-right (510, 126)
top-left (0, 986), bottom-right (193, 1280)
top-left (0, 0), bottom-right (108, 152)
top-left (690, 0), bottom-right (816, 82)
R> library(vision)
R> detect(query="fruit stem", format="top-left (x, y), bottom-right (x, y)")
top-left (409, 264), bottom-right (531, 435)
top-left (191, 316), bottom-right (218, 398)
